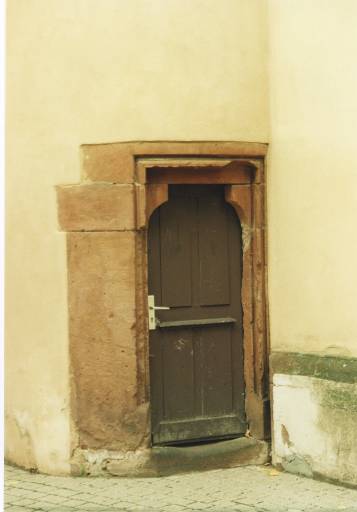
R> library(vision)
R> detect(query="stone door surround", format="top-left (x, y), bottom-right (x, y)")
top-left (56, 141), bottom-right (269, 461)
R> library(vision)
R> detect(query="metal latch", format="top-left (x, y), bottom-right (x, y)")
top-left (148, 295), bottom-right (170, 330)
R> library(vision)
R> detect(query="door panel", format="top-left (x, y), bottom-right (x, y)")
top-left (148, 185), bottom-right (246, 445)
top-left (198, 195), bottom-right (230, 306)
top-left (198, 325), bottom-right (233, 416)
top-left (162, 327), bottom-right (195, 420)
top-left (160, 194), bottom-right (193, 307)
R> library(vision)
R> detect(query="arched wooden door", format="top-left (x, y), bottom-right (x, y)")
top-left (148, 185), bottom-right (246, 445)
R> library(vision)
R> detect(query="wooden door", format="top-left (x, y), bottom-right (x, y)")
top-left (148, 185), bottom-right (246, 445)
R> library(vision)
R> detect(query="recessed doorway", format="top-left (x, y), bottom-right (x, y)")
top-left (148, 185), bottom-right (246, 445)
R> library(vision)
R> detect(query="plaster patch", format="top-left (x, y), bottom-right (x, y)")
top-left (281, 454), bottom-right (313, 478)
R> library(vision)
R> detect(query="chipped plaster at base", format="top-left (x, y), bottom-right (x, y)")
top-left (71, 438), bottom-right (270, 478)
top-left (272, 374), bottom-right (357, 486)
top-left (5, 411), bottom-right (37, 470)
top-left (70, 447), bottom-right (152, 477)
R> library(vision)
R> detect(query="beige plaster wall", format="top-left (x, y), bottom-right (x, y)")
top-left (268, 0), bottom-right (357, 358)
top-left (6, 0), bottom-right (269, 473)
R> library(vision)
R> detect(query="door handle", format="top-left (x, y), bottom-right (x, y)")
top-left (148, 295), bottom-right (170, 330)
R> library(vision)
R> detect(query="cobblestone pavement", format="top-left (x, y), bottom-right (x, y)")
top-left (4, 464), bottom-right (357, 512)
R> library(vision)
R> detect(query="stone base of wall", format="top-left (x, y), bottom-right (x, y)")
top-left (70, 437), bottom-right (269, 477)
top-left (271, 352), bottom-right (357, 487)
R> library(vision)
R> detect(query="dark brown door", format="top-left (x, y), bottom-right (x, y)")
top-left (148, 185), bottom-right (246, 445)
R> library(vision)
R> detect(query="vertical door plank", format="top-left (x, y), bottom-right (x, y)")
top-left (162, 328), bottom-right (195, 420)
top-left (198, 195), bottom-right (230, 306)
top-left (160, 196), bottom-right (193, 307)
top-left (199, 325), bottom-right (233, 416)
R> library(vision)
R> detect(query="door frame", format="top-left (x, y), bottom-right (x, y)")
top-left (137, 156), bottom-right (269, 440)
top-left (56, 141), bottom-right (269, 459)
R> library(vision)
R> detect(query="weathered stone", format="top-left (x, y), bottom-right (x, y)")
top-left (134, 183), bottom-right (146, 229)
top-left (224, 183), bottom-right (269, 440)
top-left (57, 184), bottom-right (135, 231)
top-left (67, 231), bottom-right (147, 451)
top-left (81, 141), bottom-right (268, 183)
top-left (105, 451), bottom-right (154, 478)
top-left (105, 437), bottom-right (269, 477)
top-left (81, 143), bottom-right (134, 183)
top-left (148, 437), bottom-right (269, 477)
top-left (146, 183), bottom-right (168, 221)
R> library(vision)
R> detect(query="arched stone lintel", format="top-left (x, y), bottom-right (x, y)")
top-left (225, 184), bottom-right (253, 253)
top-left (146, 184), bottom-right (169, 222)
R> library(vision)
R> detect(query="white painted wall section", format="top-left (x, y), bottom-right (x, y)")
top-left (273, 374), bottom-right (357, 486)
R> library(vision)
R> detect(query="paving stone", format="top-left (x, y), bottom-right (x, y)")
top-left (4, 464), bottom-right (357, 512)
top-left (38, 495), bottom-right (70, 505)
top-left (40, 489), bottom-right (81, 499)
top-left (16, 483), bottom-right (53, 494)
top-left (12, 499), bottom-right (37, 507)
top-left (55, 499), bottom-right (89, 508)
top-left (40, 509), bottom-right (77, 512)
top-left (7, 488), bottom-right (35, 498)
top-left (6, 508), bottom-right (31, 512)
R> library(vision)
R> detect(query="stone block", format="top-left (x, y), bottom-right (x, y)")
top-left (81, 141), bottom-right (268, 183)
top-left (67, 231), bottom-right (147, 451)
top-left (81, 144), bottom-right (134, 183)
top-left (105, 437), bottom-right (269, 477)
top-left (57, 184), bottom-right (135, 231)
